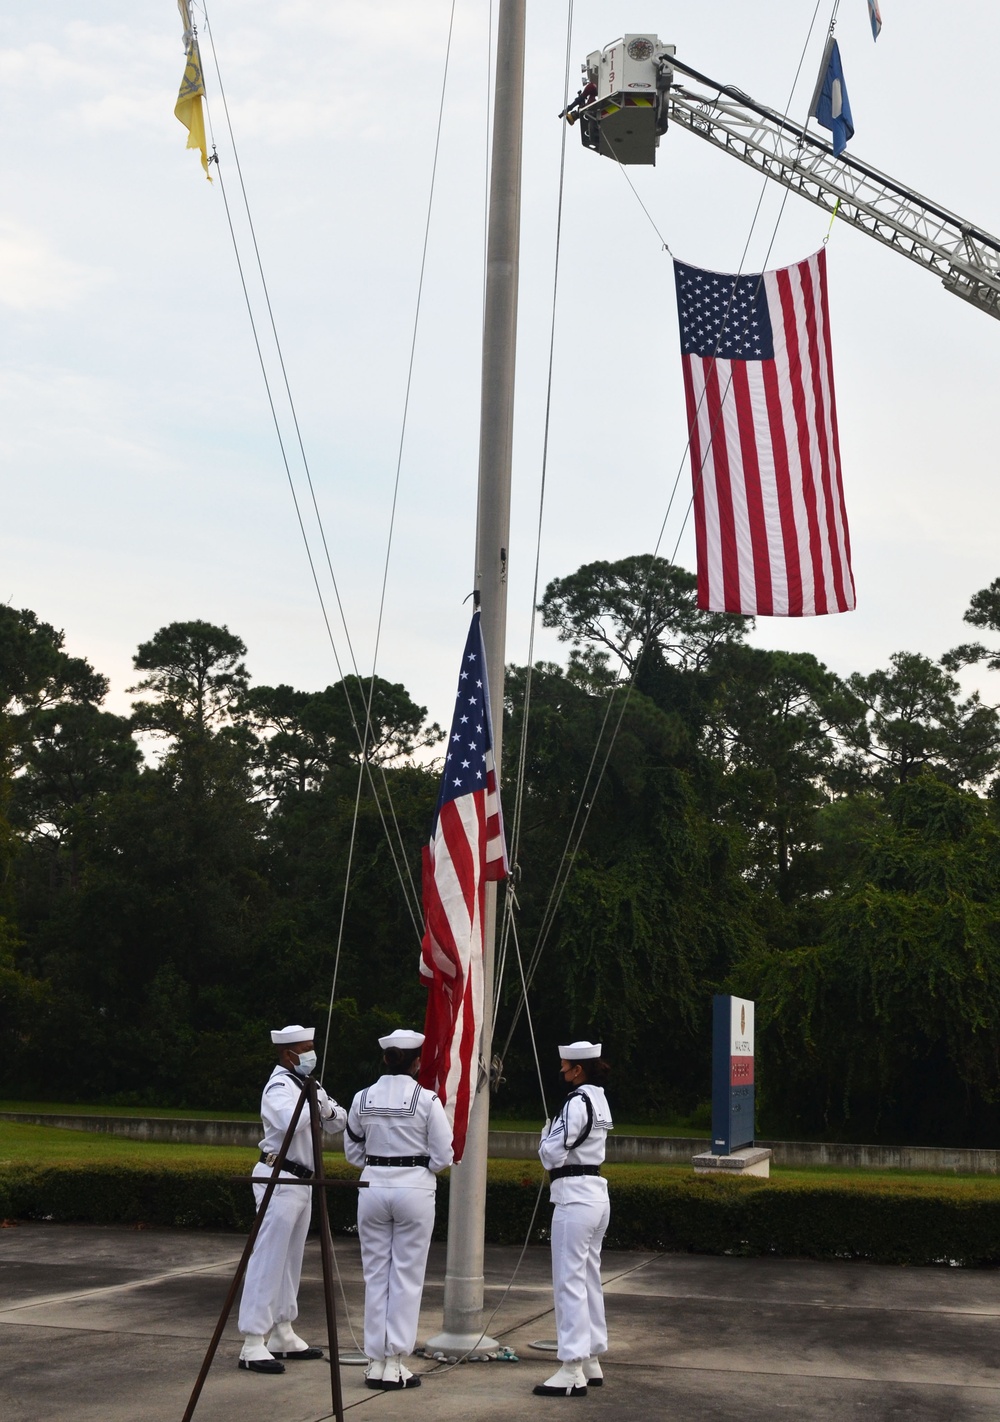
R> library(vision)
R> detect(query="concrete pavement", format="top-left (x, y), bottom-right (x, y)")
top-left (2, 1222), bottom-right (1000, 1420)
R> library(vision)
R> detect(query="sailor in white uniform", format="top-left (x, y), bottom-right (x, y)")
top-left (237, 1025), bottom-right (347, 1374)
top-left (535, 1040), bottom-right (613, 1398)
top-left (344, 1029), bottom-right (453, 1391)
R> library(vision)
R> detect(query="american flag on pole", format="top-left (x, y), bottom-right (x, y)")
top-left (674, 247), bottom-right (855, 617)
top-left (419, 610), bottom-right (507, 1162)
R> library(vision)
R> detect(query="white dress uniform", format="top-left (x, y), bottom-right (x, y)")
top-left (237, 1063), bottom-right (347, 1344)
top-left (344, 1071), bottom-right (453, 1364)
top-left (538, 1074), bottom-right (613, 1375)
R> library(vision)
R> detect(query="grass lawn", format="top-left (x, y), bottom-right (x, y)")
top-left (0, 1121), bottom-right (263, 1171)
top-left (4, 1120), bottom-right (1000, 1198)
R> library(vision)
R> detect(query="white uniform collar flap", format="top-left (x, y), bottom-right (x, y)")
top-left (360, 1075), bottom-right (421, 1115)
top-left (573, 1084), bottom-right (613, 1129)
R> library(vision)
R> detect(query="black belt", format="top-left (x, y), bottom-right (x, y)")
top-left (549, 1164), bottom-right (602, 1181)
top-left (365, 1155), bottom-right (431, 1168)
top-left (259, 1151), bottom-right (313, 1180)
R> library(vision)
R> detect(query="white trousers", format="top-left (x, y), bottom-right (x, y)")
top-left (356, 1186), bottom-right (436, 1359)
top-left (237, 1170), bottom-right (312, 1337)
top-left (551, 1196), bottom-right (611, 1364)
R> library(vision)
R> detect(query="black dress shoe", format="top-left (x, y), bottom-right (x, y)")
top-left (271, 1347), bottom-right (324, 1360)
top-left (238, 1357), bottom-right (285, 1374)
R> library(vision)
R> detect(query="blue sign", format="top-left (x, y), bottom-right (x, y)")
top-left (711, 994), bottom-right (755, 1156)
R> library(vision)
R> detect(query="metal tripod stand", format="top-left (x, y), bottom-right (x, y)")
top-left (181, 1075), bottom-right (354, 1422)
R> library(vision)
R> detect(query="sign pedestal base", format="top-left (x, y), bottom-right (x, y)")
top-left (692, 1146), bottom-right (772, 1178)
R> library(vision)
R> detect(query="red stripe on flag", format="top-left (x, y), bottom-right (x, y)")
top-left (731, 360), bottom-right (773, 615)
top-left (776, 267), bottom-right (827, 614)
top-left (703, 359), bottom-right (742, 613)
top-left (439, 799), bottom-right (478, 913)
top-left (762, 356), bottom-right (803, 615)
top-left (819, 262), bottom-right (855, 609)
top-left (451, 974), bottom-right (478, 1160)
top-left (681, 357), bottom-right (712, 611)
top-left (799, 257), bottom-right (844, 613)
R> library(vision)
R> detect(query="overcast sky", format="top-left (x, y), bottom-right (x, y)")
top-left (3, 1), bottom-right (999, 732)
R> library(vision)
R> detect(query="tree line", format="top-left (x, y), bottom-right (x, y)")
top-left (4, 559), bottom-right (1000, 1144)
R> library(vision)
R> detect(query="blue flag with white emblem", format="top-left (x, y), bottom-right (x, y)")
top-left (810, 37), bottom-right (854, 157)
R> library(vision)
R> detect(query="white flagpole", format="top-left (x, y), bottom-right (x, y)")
top-left (426, 0), bottom-right (526, 1352)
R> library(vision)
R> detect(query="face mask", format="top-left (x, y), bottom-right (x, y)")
top-left (293, 1051), bottom-right (317, 1077)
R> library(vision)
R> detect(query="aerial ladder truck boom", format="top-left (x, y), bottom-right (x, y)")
top-left (571, 36), bottom-right (1000, 320)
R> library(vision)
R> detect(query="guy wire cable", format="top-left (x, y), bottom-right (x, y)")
top-left (358, 0), bottom-right (459, 763)
top-left (664, 0), bottom-right (839, 568)
top-left (191, 16), bottom-right (431, 1357)
top-left (498, 0), bottom-right (835, 1054)
top-left (197, 1), bottom-right (426, 945)
top-left (197, 0), bottom-right (477, 1084)
top-left (656, 0), bottom-right (835, 553)
top-left (186, 5), bottom-right (604, 1392)
top-left (609, 0), bottom-right (830, 565)
top-left (334, 5), bottom-right (554, 1353)
top-left (493, 0), bottom-right (575, 1020)
top-left (190, 53), bottom-right (371, 1368)
top-left (321, 0), bottom-right (460, 1075)
top-left (518, 0), bottom-right (833, 973)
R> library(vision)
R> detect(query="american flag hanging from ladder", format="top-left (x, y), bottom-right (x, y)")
top-left (674, 247), bottom-right (855, 617)
top-left (419, 610), bottom-right (507, 1162)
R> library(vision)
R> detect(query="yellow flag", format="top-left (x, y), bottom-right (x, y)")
top-left (174, 3), bottom-right (211, 180)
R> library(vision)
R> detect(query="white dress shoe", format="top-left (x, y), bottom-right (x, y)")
top-left (533, 1361), bottom-right (588, 1396)
top-left (583, 1357), bottom-right (604, 1387)
top-left (238, 1335), bottom-right (284, 1374)
top-left (268, 1320), bottom-right (323, 1359)
top-left (372, 1355), bottom-right (421, 1390)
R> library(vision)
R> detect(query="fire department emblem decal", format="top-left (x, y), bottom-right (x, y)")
top-left (627, 38), bottom-right (655, 61)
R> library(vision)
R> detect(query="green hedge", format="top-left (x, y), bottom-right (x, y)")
top-left (4, 1158), bottom-right (1000, 1267)
top-left (602, 1175), bottom-right (1000, 1265)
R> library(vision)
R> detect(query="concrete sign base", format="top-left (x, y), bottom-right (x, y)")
top-left (692, 1146), bottom-right (772, 1178)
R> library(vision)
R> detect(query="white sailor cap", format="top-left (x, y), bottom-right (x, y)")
top-left (271, 1025), bottom-right (314, 1045)
top-left (558, 1040), bottom-right (602, 1060)
top-left (378, 1029), bottom-right (426, 1051)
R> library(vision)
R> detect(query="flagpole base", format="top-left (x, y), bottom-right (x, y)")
top-left (424, 1329), bottom-right (500, 1354)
